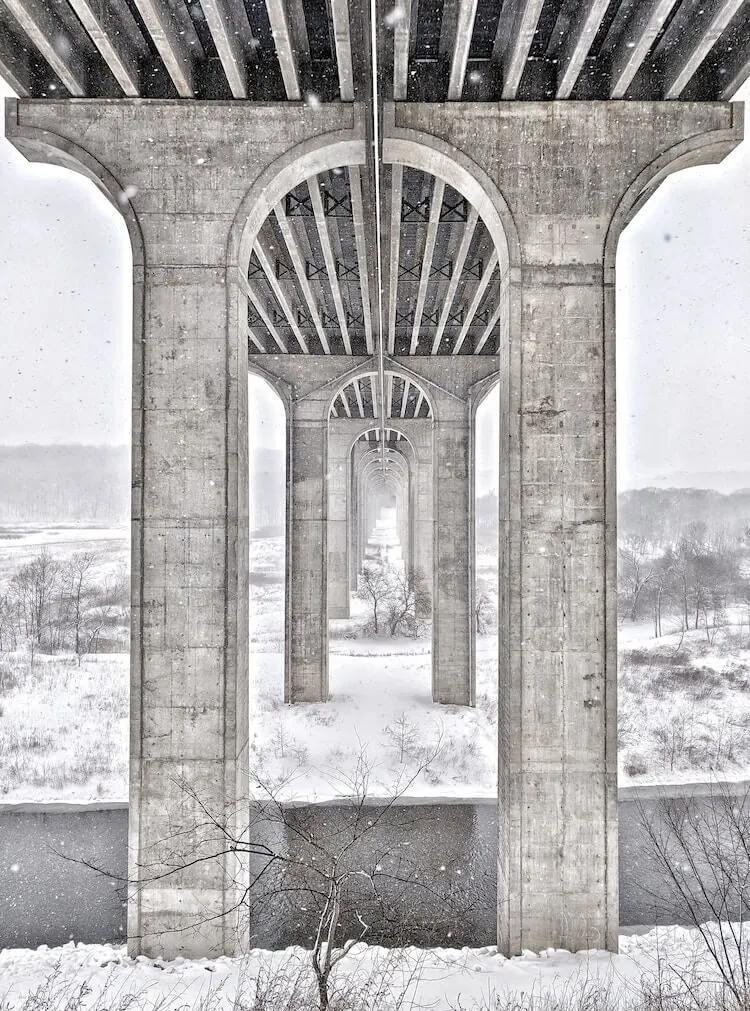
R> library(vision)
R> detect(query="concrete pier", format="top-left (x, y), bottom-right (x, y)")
top-left (6, 92), bottom-right (743, 958)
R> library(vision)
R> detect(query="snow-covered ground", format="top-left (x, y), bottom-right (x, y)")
top-left (618, 614), bottom-right (750, 785)
top-left (0, 524), bottom-right (128, 581)
top-left (0, 925), bottom-right (746, 1009)
top-left (2, 526), bottom-right (750, 801)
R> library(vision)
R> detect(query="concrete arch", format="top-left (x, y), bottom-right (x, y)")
top-left (349, 426), bottom-right (418, 456)
top-left (382, 115), bottom-right (521, 274)
top-left (247, 359), bottom-right (293, 418)
top-left (228, 127), bottom-right (366, 278)
top-left (604, 110), bottom-right (744, 271)
top-left (4, 110), bottom-right (144, 268)
top-left (469, 373), bottom-right (500, 425)
top-left (329, 368), bottom-right (435, 420)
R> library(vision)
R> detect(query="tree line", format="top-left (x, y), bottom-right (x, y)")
top-left (618, 521), bottom-right (749, 639)
top-left (0, 549), bottom-right (129, 659)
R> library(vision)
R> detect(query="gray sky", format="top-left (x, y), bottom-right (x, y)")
top-left (1, 76), bottom-right (748, 487)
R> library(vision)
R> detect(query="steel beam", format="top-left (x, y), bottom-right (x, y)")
top-left (609, 0), bottom-right (679, 98)
top-left (555, 0), bottom-right (611, 98)
top-left (309, 175), bottom-right (352, 354)
top-left (264, 0), bottom-right (301, 98)
top-left (664, 0), bottom-right (745, 98)
top-left (4, 0), bottom-right (87, 94)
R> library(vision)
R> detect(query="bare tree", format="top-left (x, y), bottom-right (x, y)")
top-left (63, 550), bottom-right (99, 662)
top-left (639, 783), bottom-right (750, 1006)
top-left (385, 567), bottom-right (431, 638)
top-left (618, 534), bottom-right (653, 622)
top-left (356, 563), bottom-right (395, 636)
top-left (9, 549), bottom-right (60, 657)
top-left (475, 591), bottom-right (494, 636)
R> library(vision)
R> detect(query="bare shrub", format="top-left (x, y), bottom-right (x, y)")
top-left (638, 783), bottom-right (750, 1009)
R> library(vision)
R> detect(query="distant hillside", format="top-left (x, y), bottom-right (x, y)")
top-left (0, 445), bottom-right (130, 523)
top-left (618, 487), bottom-right (750, 544)
top-left (620, 470), bottom-right (750, 495)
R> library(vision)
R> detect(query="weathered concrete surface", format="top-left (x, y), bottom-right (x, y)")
top-left (5, 99), bottom-right (364, 958)
top-left (288, 405), bottom-right (329, 702)
top-left (6, 96), bottom-right (742, 961)
top-left (432, 415), bottom-right (474, 706)
top-left (389, 100), bottom-right (743, 955)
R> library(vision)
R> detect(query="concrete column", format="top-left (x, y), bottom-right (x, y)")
top-left (390, 97), bottom-right (742, 957)
top-left (287, 407), bottom-right (328, 702)
top-left (5, 98), bottom-right (365, 959)
top-left (127, 265), bottom-right (250, 958)
top-left (412, 424), bottom-right (434, 592)
top-left (327, 428), bottom-right (350, 619)
top-left (432, 414), bottom-right (474, 706)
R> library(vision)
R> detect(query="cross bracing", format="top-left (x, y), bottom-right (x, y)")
top-left (246, 164), bottom-right (502, 359)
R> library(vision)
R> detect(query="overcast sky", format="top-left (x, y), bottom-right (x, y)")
top-left (1, 77), bottom-right (748, 488)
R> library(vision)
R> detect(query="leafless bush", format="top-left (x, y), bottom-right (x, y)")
top-left (638, 783), bottom-right (750, 1008)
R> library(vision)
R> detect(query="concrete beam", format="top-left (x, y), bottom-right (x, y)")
top-left (411, 179), bottom-right (444, 354)
top-left (609, 0), bottom-right (680, 98)
top-left (200, 0), bottom-right (248, 97)
top-left (452, 250), bottom-right (498, 354)
top-left (330, 0), bottom-right (354, 100)
top-left (131, 0), bottom-right (197, 97)
top-left (387, 163), bottom-right (403, 354)
top-left (65, 0), bottom-right (141, 95)
top-left (264, 0), bottom-right (301, 99)
top-left (0, 23), bottom-right (34, 95)
top-left (274, 202), bottom-right (331, 354)
top-left (248, 327), bottom-right (265, 352)
top-left (349, 165), bottom-right (374, 353)
top-left (447, 0), bottom-right (478, 99)
top-left (555, 0), bottom-right (611, 98)
top-left (354, 379), bottom-right (366, 417)
top-left (400, 378), bottom-right (411, 418)
top-left (500, 0), bottom-right (545, 99)
top-left (431, 206), bottom-right (478, 354)
top-left (242, 275), bottom-right (288, 352)
top-left (308, 174), bottom-right (352, 355)
top-left (3, 0), bottom-right (87, 95)
top-left (392, 0), bottom-right (412, 100)
top-left (664, 0), bottom-right (745, 98)
top-left (473, 299), bottom-right (503, 354)
top-left (254, 241), bottom-right (309, 352)
top-left (719, 48), bottom-right (750, 99)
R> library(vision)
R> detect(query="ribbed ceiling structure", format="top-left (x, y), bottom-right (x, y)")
top-left (248, 166), bottom-right (501, 358)
top-left (330, 371), bottom-right (433, 417)
top-left (1, 0), bottom-right (748, 101)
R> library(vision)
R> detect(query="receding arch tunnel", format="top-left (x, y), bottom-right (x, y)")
top-left (242, 146), bottom-right (505, 709)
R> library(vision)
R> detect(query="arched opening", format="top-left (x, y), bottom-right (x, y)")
top-left (235, 133), bottom-right (510, 801)
top-left (326, 370), bottom-right (435, 695)
top-left (0, 84), bottom-right (132, 806)
top-left (614, 89), bottom-right (750, 787)
top-left (247, 371), bottom-right (286, 710)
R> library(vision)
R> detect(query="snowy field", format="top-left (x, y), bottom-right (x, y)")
top-left (1, 925), bottom-right (748, 1010)
top-left (2, 526), bottom-right (750, 801)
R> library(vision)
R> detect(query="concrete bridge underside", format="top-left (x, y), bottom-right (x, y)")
top-left (2, 0), bottom-right (749, 967)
